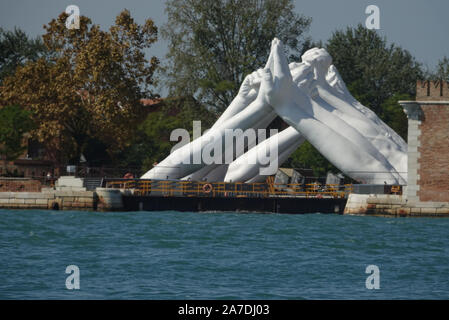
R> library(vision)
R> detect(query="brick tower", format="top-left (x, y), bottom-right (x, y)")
top-left (400, 80), bottom-right (449, 209)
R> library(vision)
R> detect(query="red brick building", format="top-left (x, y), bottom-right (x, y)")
top-left (400, 80), bottom-right (449, 207)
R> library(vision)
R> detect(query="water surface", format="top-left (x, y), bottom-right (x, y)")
top-left (1, 209), bottom-right (448, 299)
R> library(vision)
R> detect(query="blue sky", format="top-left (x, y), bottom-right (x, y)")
top-left (1, 0), bottom-right (448, 92)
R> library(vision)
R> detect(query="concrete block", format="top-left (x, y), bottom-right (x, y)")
top-left (410, 207), bottom-right (421, 213)
top-left (436, 208), bottom-right (449, 215)
top-left (56, 176), bottom-right (84, 188)
top-left (407, 185), bottom-right (420, 193)
top-left (24, 199), bottom-right (36, 204)
top-left (63, 201), bottom-right (72, 208)
top-left (0, 192), bottom-right (12, 199)
top-left (72, 191), bottom-right (94, 197)
top-left (77, 197), bottom-right (94, 205)
top-left (55, 186), bottom-right (87, 192)
top-left (386, 196), bottom-right (405, 205)
top-left (415, 201), bottom-right (449, 208)
top-left (36, 191), bottom-right (56, 199)
top-left (0, 198), bottom-right (10, 204)
top-left (72, 202), bottom-right (86, 208)
top-left (16, 192), bottom-right (54, 199)
top-left (420, 207), bottom-right (437, 214)
top-left (407, 152), bottom-right (420, 160)
top-left (55, 191), bottom-right (89, 197)
top-left (10, 198), bottom-right (25, 204)
top-left (407, 138), bottom-right (421, 147)
top-left (36, 199), bottom-right (49, 205)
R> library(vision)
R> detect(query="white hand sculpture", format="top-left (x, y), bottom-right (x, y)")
top-left (301, 48), bottom-right (407, 178)
top-left (143, 39), bottom-right (408, 185)
top-left (141, 68), bottom-right (277, 180)
top-left (261, 38), bottom-right (404, 184)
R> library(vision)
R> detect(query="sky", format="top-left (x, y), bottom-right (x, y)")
top-left (1, 0), bottom-right (448, 93)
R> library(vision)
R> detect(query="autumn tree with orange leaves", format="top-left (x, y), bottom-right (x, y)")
top-left (0, 10), bottom-right (159, 165)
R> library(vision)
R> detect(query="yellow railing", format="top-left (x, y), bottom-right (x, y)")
top-left (104, 179), bottom-right (353, 199)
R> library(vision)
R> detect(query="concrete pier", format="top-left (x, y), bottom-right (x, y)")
top-left (0, 189), bottom-right (96, 210)
top-left (344, 193), bottom-right (449, 217)
top-left (0, 176), bottom-right (123, 211)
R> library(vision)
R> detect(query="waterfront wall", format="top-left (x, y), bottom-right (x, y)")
top-left (344, 193), bottom-right (449, 217)
top-left (0, 190), bottom-right (97, 210)
top-left (96, 188), bottom-right (123, 211)
top-left (0, 186), bottom-right (124, 211)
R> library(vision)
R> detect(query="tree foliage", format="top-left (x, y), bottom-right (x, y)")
top-left (163, 0), bottom-right (311, 112)
top-left (433, 56), bottom-right (449, 81)
top-left (0, 27), bottom-right (47, 83)
top-left (379, 93), bottom-right (411, 141)
top-left (117, 96), bottom-right (215, 172)
top-left (0, 105), bottom-right (35, 160)
top-left (0, 10), bottom-right (159, 165)
top-left (285, 141), bottom-right (338, 177)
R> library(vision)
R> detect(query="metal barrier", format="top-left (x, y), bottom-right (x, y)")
top-left (104, 179), bottom-right (353, 199)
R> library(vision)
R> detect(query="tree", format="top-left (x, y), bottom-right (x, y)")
top-left (434, 56), bottom-right (449, 81)
top-left (285, 141), bottom-right (338, 178)
top-left (0, 105), bottom-right (35, 160)
top-left (0, 10), bottom-right (159, 165)
top-left (163, 0), bottom-right (311, 112)
top-left (117, 96), bottom-right (215, 173)
top-left (379, 93), bottom-right (411, 141)
top-left (0, 27), bottom-right (47, 83)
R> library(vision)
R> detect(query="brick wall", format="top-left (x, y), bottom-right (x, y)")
top-left (417, 104), bottom-right (449, 202)
top-left (417, 80), bottom-right (449, 101)
top-left (0, 178), bottom-right (42, 192)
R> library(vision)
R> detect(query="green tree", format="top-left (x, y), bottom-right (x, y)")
top-left (285, 141), bottom-right (338, 177)
top-left (0, 105), bottom-right (35, 160)
top-left (0, 27), bottom-right (47, 83)
top-left (434, 56), bottom-right (449, 81)
top-left (117, 96), bottom-right (215, 173)
top-left (0, 10), bottom-right (159, 165)
top-left (163, 0), bottom-right (311, 112)
top-left (379, 93), bottom-right (411, 141)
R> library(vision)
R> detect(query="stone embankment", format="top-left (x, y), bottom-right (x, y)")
top-left (344, 193), bottom-right (449, 217)
top-left (0, 176), bottom-right (123, 211)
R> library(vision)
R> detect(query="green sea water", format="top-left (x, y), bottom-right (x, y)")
top-left (0, 209), bottom-right (448, 299)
